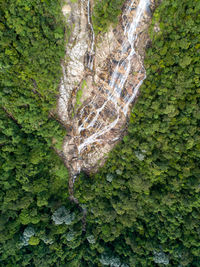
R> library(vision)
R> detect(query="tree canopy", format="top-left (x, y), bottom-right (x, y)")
top-left (0, 0), bottom-right (200, 266)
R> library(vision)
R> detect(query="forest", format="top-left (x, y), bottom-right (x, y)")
top-left (92, 0), bottom-right (126, 33)
top-left (0, 0), bottom-right (200, 266)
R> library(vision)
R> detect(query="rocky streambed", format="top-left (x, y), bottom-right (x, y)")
top-left (58, 0), bottom-right (156, 181)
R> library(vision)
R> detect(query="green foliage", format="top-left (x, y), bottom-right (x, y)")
top-left (0, 0), bottom-right (66, 142)
top-left (28, 236), bottom-right (40, 246)
top-left (74, 0), bottom-right (200, 265)
top-left (76, 89), bottom-right (83, 106)
top-left (92, 0), bottom-right (126, 34)
top-left (0, 0), bottom-right (79, 265)
top-left (74, 80), bottom-right (87, 113)
top-left (1, 0), bottom-right (200, 266)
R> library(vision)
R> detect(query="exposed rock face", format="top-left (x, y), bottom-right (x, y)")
top-left (58, 0), bottom-right (155, 176)
top-left (58, 0), bottom-right (89, 123)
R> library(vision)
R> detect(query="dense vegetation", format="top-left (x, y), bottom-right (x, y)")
top-left (75, 0), bottom-right (200, 265)
top-left (0, 0), bottom-right (200, 266)
top-left (92, 0), bottom-right (126, 33)
top-left (0, 0), bottom-right (75, 265)
top-left (0, 0), bottom-right (66, 144)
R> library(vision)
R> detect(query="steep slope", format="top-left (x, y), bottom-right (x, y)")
top-left (58, 0), bottom-right (156, 176)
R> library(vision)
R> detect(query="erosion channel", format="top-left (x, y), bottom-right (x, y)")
top-left (58, 0), bottom-right (156, 207)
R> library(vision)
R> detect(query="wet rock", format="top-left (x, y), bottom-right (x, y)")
top-left (58, 0), bottom-right (155, 176)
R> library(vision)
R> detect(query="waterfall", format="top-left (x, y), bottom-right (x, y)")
top-left (60, 0), bottom-right (152, 234)
top-left (77, 0), bottom-right (150, 153)
top-left (87, 0), bottom-right (95, 70)
top-left (109, 0), bottom-right (149, 115)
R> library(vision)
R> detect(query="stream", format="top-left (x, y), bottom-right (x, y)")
top-left (77, 0), bottom-right (149, 154)
top-left (63, 0), bottom-right (151, 228)
top-left (69, 0), bottom-right (150, 183)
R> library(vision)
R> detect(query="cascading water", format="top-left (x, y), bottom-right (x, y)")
top-left (59, 0), bottom-right (154, 232)
top-left (87, 0), bottom-right (95, 70)
top-left (61, 0), bottom-right (153, 176)
top-left (76, 0), bottom-right (150, 154)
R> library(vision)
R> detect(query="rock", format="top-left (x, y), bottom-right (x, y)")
top-left (58, 0), bottom-right (155, 175)
top-left (62, 5), bottom-right (71, 16)
top-left (58, 0), bottom-right (89, 123)
top-left (154, 22), bottom-right (161, 32)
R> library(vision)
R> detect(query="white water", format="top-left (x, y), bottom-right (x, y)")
top-left (87, 0), bottom-right (95, 70)
top-left (77, 0), bottom-right (149, 153)
top-left (109, 0), bottom-right (149, 115)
